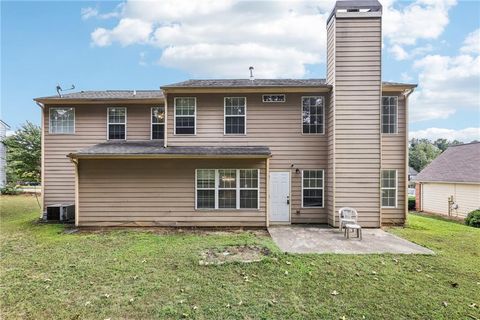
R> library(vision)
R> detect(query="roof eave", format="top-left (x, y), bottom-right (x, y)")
top-left (382, 84), bottom-right (418, 92)
top-left (161, 85), bottom-right (332, 93)
top-left (33, 97), bottom-right (165, 105)
top-left (67, 153), bottom-right (272, 160)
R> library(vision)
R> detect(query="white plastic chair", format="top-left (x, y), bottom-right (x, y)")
top-left (338, 207), bottom-right (358, 231)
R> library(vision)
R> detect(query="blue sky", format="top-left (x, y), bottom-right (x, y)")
top-left (1, 0), bottom-right (479, 141)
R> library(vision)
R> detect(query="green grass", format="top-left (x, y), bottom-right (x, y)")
top-left (1, 195), bottom-right (479, 319)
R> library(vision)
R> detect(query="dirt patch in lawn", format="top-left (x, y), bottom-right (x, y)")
top-left (199, 245), bottom-right (271, 265)
top-left (68, 227), bottom-right (269, 237)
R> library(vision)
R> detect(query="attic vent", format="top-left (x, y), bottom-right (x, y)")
top-left (263, 94), bottom-right (285, 103)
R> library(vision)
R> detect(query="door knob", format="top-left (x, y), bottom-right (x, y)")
top-left (287, 196), bottom-right (290, 205)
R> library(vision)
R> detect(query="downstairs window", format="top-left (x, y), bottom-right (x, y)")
top-left (196, 169), bottom-right (259, 210)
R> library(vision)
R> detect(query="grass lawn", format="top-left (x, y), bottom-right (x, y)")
top-left (1, 195), bottom-right (479, 319)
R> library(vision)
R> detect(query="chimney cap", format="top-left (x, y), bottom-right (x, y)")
top-left (327, 0), bottom-right (382, 25)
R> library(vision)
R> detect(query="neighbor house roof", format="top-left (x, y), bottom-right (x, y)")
top-left (68, 141), bottom-right (271, 159)
top-left (415, 142), bottom-right (480, 184)
top-left (34, 90), bottom-right (164, 103)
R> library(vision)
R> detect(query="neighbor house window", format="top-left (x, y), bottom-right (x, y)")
top-left (382, 96), bottom-right (398, 134)
top-left (195, 169), bottom-right (259, 210)
top-left (151, 106), bottom-right (165, 140)
top-left (224, 97), bottom-right (246, 134)
top-left (263, 94), bottom-right (285, 103)
top-left (302, 170), bottom-right (324, 207)
top-left (49, 108), bottom-right (75, 134)
top-left (175, 97), bottom-right (196, 134)
top-left (302, 96), bottom-right (324, 134)
top-left (107, 107), bottom-right (126, 140)
top-left (381, 170), bottom-right (397, 208)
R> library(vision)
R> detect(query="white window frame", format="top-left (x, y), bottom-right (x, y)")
top-left (49, 107), bottom-right (75, 134)
top-left (381, 169), bottom-right (398, 208)
top-left (224, 97), bottom-right (247, 135)
top-left (107, 107), bottom-right (127, 140)
top-left (262, 94), bottom-right (286, 103)
top-left (301, 169), bottom-right (325, 208)
top-left (301, 96), bottom-right (325, 135)
top-left (381, 96), bottom-right (398, 134)
top-left (174, 97), bottom-right (196, 135)
top-left (151, 106), bottom-right (165, 140)
top-left (195, 169), bottom-right (260, 210)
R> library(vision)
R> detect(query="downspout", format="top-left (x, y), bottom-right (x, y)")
top-left (35, 101), bottom-right (45, 218)
top-left (403, 88), bottom-right (414, 222)
top-left (69, 157), bottom-right (80, 227)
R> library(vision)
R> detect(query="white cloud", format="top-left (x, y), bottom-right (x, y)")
top-left (91, 18), bottom-right (152, 47)
top-left (87, 0), bottom-right (333, 77)
top-left (383, 0), bottom-right (456, 60)
top-left (81, 5), bottom-right (122, 20)
top-left (410, 52), bottom-right (480, 122)
top-left (81, 7), bottom-right (99, 20)
top-left (461, 29), bottom-right (480, 55)
top-left (139, 51), bottom-right (147, 66)
top-left (409, 127), bottom-right (480, 142)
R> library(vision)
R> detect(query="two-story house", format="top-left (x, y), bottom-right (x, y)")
top-left (34, 0), bottom-right (416, 228)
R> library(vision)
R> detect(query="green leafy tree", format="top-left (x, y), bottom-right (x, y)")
top-left (433, 138), bottom-right (462, 152)
top-left (409, 139), bottom-right (441, 172)
top-left (4, 122), bottom-right (41, 183)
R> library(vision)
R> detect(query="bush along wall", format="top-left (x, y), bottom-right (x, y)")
top-left (465, 209), bottom-right (480, 228)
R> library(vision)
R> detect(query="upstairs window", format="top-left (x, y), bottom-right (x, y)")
top-left (108, 107), bottom-right (126, 140)
top-left (263, 94), bottom-right (285, 103)
top-left (49, 108), bottom-right (75, 134)
top-left (175, 97), bottom-right (196, 135)
top-left (382, 96), bottom-right (398, 134)
top-left (224, 97), bottom-right (246, 134)
top-left (302, 96), bottom-right (324, 134)
top-left (302, 170), bottom-right (324, 208)
top-left (151, 107), bottom-right (165, 140)
top-left (381, 170), bottom-right (397, 208)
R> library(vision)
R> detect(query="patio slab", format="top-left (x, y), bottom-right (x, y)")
top-left (268, 225), bottom-right (434, 254)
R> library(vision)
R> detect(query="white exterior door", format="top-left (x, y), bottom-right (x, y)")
top-left (269, 172), bottom-right (290, 223)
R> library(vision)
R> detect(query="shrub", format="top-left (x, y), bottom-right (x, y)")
top-left (465, 209), bottom-right (480, 228)
top-left (408, 197), bottom-right (416, 211)
top-left (0, 183), bottom-right (21, 195)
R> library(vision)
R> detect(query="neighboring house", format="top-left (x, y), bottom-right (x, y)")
top-left (408, 166), bottom-right (418, 193)
top-left (0, 120), bottom-right (10, 188)
top-left (33, 0), bottom-right (417, 228)
top-left (415, 142), bottom-right (480, 218)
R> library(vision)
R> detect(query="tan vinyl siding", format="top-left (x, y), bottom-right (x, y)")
top-left (422, 182), bottom-right (480, 218)
top-left (43, 104), bottom-right (158, 208)
top-left (78, 159), bottom-right (266, 227)
top-left (327, 17), bottom-right (382, 227)
top-left (167, 92), bottom-right (329, 223)
top-left (381, 93), bottom-right (407, 225)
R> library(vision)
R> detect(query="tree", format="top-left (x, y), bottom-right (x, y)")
top-left (4, 122), bottom-right (41, 183)
top-left (409, 140), bottom-right (441, 172)
top-left (433, 138), bottom-right (462, 152)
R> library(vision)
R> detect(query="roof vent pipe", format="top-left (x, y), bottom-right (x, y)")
top-left (249, 66), bottom-right (255, 81)
top-left (133, 89), bottom-right (136, 96)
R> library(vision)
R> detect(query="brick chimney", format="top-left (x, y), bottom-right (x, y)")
top-left (326, 0), bottom-right (383, 227)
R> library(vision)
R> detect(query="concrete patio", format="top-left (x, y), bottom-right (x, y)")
top-left (268, 225), bottom-right (434, 254)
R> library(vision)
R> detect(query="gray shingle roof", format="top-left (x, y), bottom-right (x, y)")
top-left (35, 90), bottom-right (164, 101)
top-left (415, 142), bottom-right (480, 183)
top-left (68, 141), bottom-right (271, 158)
top-left (162, 79), bottom-right (328, 88)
